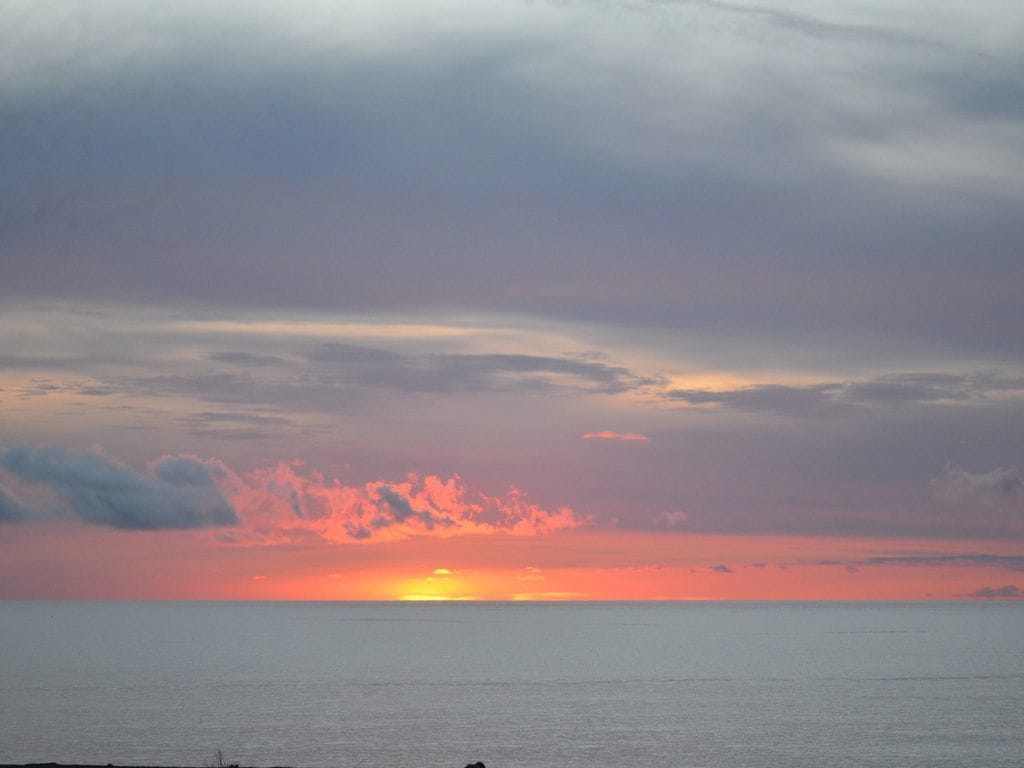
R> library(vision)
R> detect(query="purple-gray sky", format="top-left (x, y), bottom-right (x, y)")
top-left (1, 0), bottom-right (1022, 598)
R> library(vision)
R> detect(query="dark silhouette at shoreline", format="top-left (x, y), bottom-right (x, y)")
top-left (4, 764), bottom-right (487, 768)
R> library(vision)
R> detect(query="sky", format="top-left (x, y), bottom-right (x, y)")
top-left (1, 0), bottom-right (1023, 600)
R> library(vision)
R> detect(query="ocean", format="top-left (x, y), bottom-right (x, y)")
top-left (1, 601), bottom-right (1022, 768)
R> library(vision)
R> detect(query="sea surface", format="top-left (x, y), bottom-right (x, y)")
top-left (1, 601), bottom-right (1022, 768)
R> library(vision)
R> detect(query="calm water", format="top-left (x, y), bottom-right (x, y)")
top-left (1, 601), bottom-right (1022, 768)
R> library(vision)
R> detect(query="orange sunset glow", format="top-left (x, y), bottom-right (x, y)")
top-left (2, 503), bottom-right (1020, 601)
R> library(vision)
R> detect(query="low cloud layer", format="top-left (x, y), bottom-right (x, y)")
top-left (822, 554), bottom-right (1024, 571)
top-left (581, 431), bottom-right (649, 442)
top-left (233, 462), bottom-right (585, 543)
top-left (0, 445), bottom-right (237, 529)
top-left (3, 307), bottom-right (1024, 542)
top-left (665, 373), bottom-right (1024, 415)
top-left (307, 345), bottom-right (652, 395)
top-left (931, 466), bottom-right (1024, 516)
top-left (973, 585), bottom-right (1021, 598)
top-left (0, 444), bottom-right (585, 542)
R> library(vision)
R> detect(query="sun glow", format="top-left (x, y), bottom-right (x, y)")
top-left (399, 594), bottom-right (475, 601)
top-left (391, 567), bottom-right (481, 601)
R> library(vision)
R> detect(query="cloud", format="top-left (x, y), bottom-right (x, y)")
top-left (581, 431), bottom-right (649, 442)
top-left (709, 564), bottom-right (734, 573)
top-left (436, 354), bottom-right (649, 394)
top-left (4, 302), bottom-right (1024, 542)
top-left (656, 510), bottom-right (689, 530)
top-left (0, 444), bottom-right (584, 542)
top-left (665, 383), bottom-right (847, 415)
top-left (178, 410), bottom-right (294, 441)
top-left (664, 373), bottom-right (1024, 416)
top-left (230, 461), bottom-right (586, 543)
top-left (931, 466), bottom-right (1024, 515)
top-left (308, 345), bottom-right (652, 395)
top-left (518, 566), bottom-right (543, 582)
top-left (3, 0), bottom-right (1021, 364)
top-left (207, 351), bottom-right (291, 367)
top-left (0, 485), bottom-right (30, 522)
top-left (0, 445), bottom-right (238, 529)
top-left (839, 554), bottom-right (1024, 571)
top-left (685, 0), bottom-right (946, 49)
top-left (67, 341), bottom-right (651, 417)
top-left (377, 485), bottom-right (421, 524)
top-left (307, 343), bottom-right (416, 366)
top-left (972, 585), bottom-right (1021, 598)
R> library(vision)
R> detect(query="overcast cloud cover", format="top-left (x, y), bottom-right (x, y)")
top-left (1, 0), bottom-right (1023, 596)
top-left (4, 0), bottom-right (1022, 353)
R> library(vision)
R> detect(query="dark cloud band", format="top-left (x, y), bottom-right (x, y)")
top-left (0, 445), bottom-right (238, 530)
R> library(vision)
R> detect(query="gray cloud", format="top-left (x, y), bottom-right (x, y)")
top-left (54, 342), bottom-right (650, 417)
top-left (972, 585), bottom-right (1022, 598)
top-left (817, 556), bottom-right (1024, 578)
top-left (373, 486), bottom-right (455, 534)
top-left (207, 351), bottom-right (291, 367)
top-left (187, 411), bottom-right (291, 427)
top-left (1, 1), bottom-right (1022, 358)
top-left (307, 344), bottom-right (650, 395)
top-left (664, 0), bottom-right (950, 51)
top-left (931, 466), bottom-right (1024, 516)
top-left (0, 354), bottom-right (124, 370)
top-left (432, 353), bottom-right (649, 394)
top-left (666, 383), bottom-right (849, 416)
top-left (855, 555), bottom-right (1024, 570)
top-left (0, 444), bottom-right (238, 529)
top-left (177, 410), bottom-right (294, 441)
top-left (0, 486), bottom-right (31, 523)
top-left (665, 373), bottom-right (1024, 415)
top-left (121, 372), bottom-right (259, 401)
top-left (307, 344), bottom-right (406, 365)
top-left (377, 486), bottom-right (417, 523)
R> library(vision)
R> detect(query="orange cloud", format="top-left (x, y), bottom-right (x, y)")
top-left (581, 431), bottom-right (649, 442)
top-left (226, 462), bottom-right (586, 544)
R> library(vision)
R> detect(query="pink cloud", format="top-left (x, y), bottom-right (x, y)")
top-left (226, 462), bottom-right (586, 544)
top-left (581, 431), bottom-right (650, 442)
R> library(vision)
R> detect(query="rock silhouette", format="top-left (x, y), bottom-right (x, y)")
top-left (464, 763), bottom-right (486, 768)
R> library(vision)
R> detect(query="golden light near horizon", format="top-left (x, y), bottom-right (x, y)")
top-left (395, 567), bottom-right (478, 601)
top-left (398, 594), bottom-right (475, 601)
